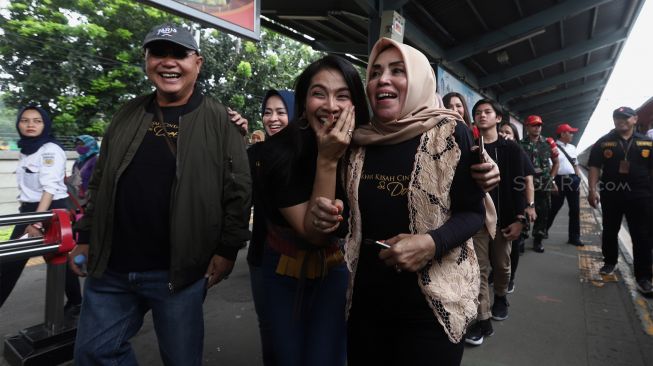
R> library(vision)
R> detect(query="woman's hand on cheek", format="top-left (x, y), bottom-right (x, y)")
top-left (316, 106), bottom-right (355, 162)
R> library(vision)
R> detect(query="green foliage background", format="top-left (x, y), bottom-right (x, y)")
top-left (0, 0), bottom-right (323, 139)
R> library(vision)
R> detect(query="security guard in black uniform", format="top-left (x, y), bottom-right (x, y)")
top-left (588, 106), bottom-right (653, 296)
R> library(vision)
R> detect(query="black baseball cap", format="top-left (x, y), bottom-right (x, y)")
top-left (612, 106), bottom-right (637, 118)
top-left (143, 23), bottom-right (199, 51)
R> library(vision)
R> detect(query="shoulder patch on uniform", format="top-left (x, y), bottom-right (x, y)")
top-left (601, 141), bottom-right (617, 148)
top-left (636, 140), bottom-right (652, 147)
top-left (41, 152), bottom-right (55, 167)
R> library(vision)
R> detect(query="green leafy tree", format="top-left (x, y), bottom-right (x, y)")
top-left (0, 0), bottom-right (322, 138)
top-left (0, 95), bottom-right (18, 140)
top-left (198, 30), bottom-right (322, 131)
top-left (0, 0), bottom-right (175, 137)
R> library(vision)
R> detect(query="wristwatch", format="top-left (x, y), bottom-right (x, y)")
top-left (527, 202), bottom-right (535, 208)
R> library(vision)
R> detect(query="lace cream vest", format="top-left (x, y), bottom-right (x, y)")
top-left (343, 118), bottom-right (480, 343)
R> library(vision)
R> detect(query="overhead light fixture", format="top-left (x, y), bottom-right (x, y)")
top-left (496, 51), bottom-right (510, 65)
top-left (487, 28), bottom-right (546, 54)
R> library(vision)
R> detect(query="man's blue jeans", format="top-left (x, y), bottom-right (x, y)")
top-left (74, 270), bottom-right (206, 366)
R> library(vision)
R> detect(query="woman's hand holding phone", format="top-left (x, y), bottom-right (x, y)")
top-left (378, 234), bottom-right (436, 272)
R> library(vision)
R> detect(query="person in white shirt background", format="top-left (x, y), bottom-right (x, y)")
top-left (0, 106), bottom-right (82, 313)
top-left (546, 123), bottom-right (584, 246)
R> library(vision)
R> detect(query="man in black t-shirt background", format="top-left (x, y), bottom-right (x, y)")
top-left (465, 99), bottom-right (526, 346)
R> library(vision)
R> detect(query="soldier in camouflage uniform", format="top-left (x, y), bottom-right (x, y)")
top-left (520, 115), bottom-right (559, 252)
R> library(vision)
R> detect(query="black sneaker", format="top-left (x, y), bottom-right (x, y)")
top-left (599, 264), bottom-right (615, 275)
top-left (636, 279), bottom-right (653, 296)
top-left (567, 240), bottom-right (585, 247)
top-left (507, 280), bottom-right (515, 294)
top-left (491, 295), bottom-right (509, 321)
top-left (533, 238), bottom-right (544, 253)
top-left (479, 319), bottom-right (494, 337)
top-left (464, 322), bottom-right (484, 346)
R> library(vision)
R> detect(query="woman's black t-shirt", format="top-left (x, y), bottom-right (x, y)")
top-left (350, 122), bottom-right (484, 323)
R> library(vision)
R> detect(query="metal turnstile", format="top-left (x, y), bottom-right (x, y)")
top-left (1, 209), bottom-right (77, 366)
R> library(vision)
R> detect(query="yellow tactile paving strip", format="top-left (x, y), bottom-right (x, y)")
top-left (577, 183), bottom-right (617, 285)
top-left (27, 256), bottom-right (45, 266)
top-left (578, 172), bottom-right (653, 336)
top-left (578, 244), bottom-right (618, 285)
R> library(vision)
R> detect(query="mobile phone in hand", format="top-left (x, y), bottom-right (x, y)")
top-left (363, 239), bottom-right (390, 249)
top-left (477, 135), bottom-right (485, 163)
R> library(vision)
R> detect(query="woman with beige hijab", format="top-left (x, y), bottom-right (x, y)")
top-left (308, 38), bottom-right (485, 365)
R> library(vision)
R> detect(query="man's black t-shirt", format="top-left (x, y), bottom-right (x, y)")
top-left (521, 148), bottom-right (536, 176)
top-left (484, 138), bottom-right (526, 228)
top-left (108, 92), bottom-right (203, 273)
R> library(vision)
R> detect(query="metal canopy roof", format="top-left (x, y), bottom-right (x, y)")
top-left (260, 0), bottom-right (645, 142)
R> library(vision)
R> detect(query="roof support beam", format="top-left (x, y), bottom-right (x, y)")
top-left (383, 0), bottom-right (411, 10)
top-left (446, 0), bottom-right (612, 62)
top-left (327, 13), bottom-right (367, 42)
top-left (542, 112), bottom-right (592, 126)
top-left (313, 41), bottom-right (368, 56)
top-left (403, 17), bottom-right (481, 90)
top-left (531, 105), bottom-right (597, 122)
top-left (353, 0), bottom-right (376, 16)
top-left (298, 20), bottom-right (349, 42)
top-left (518, 92), bottom-right (600, 115)
top-left (511, 79), bottom-right (605, 112)
top-left (539, 102), bottom-right (598, 119)
top-left (498, 60), bottom-right (613, 102)
top-left (410, 1), bottom-right (456, 43)
top-left (479, 29), bottom-right (628, 88)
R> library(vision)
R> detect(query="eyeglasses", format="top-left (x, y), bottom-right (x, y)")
top-left (147, 47), bottom-right (196, 60)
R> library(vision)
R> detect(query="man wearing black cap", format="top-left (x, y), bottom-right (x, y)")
top-left (69, 23), bottom-right (252, 364)
top-left (520, 115), bottom-right (560, 253)
top-left (547, 123), bottom-right (584, 246)
top-left (588, 106), bottom-right (653, 296)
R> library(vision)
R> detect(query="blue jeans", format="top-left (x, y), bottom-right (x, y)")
top-left (74, 270), bottom-right (206, 366)
top-left (261, 247), bottom-right (348, 366)
top-left (249, 264), bottom-right (276, 365)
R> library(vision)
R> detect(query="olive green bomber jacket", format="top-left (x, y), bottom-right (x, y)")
top-left (75, 93), bottom-right (252, 292)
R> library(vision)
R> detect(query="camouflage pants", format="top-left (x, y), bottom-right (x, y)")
top-left (532, 189), bottom-right (551, 239)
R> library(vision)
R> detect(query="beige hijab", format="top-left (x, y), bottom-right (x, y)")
top-left (353, 38), bottom-right (460, 146)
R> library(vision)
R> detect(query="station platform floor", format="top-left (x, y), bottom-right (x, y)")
top-left (1, 178), bottom-right (652, 365)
